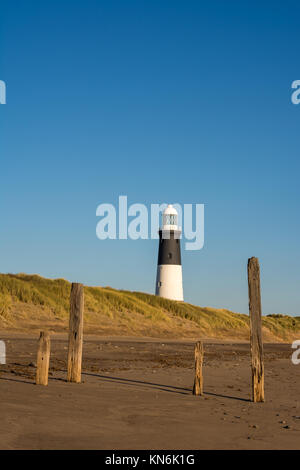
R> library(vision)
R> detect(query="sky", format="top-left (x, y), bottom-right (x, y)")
top-left (0, 0), bottom-right (300, 315)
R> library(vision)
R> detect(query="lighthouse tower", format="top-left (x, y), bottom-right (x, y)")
top-left (155, 205), bottom-right (184, 301)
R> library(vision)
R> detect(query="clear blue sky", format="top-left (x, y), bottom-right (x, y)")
top-left (1, 1), bottom-right (299, 315)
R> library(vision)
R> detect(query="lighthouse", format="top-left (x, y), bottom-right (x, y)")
top-left (155, 205), bottom-right (184, 301)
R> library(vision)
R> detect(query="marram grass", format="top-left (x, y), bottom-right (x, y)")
top-left (0, 273), bottom-right (299, 341)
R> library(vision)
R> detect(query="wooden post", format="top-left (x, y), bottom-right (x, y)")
top-left (67, 283), bottom-right (84, 383)
top-left (193, 341), bottom-right (204, 395)
top-left (248, 257), bottom-right (264, 402)
top-left (36, 331), bottom-right (50, 386)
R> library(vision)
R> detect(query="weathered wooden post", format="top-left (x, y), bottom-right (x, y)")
top-left (247, 257), bottom-right (264, 402)
top-left (193, 341), bottom-right (204, 396)
top-left (67, 283), bottom-right (84, 383)
top-left (36, 331), bottom-right (50, 386)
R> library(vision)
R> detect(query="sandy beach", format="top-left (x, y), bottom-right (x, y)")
top-left (0, 332), bottom-right (299, 450)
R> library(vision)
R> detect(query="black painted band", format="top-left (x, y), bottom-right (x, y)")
top-left (157, 230), bottom-right (182, 265)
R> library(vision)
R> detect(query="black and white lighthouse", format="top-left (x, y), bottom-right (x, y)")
top-left (155, 205), bottom-right (184, 301)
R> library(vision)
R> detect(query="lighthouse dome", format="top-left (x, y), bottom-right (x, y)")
top-left (163, 204), bottom-right (178, 216)
top-left (162, 204), bottom-right (180, 231)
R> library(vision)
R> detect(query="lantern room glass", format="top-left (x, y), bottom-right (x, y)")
top-left (163, 214), bottom-right (177, 226)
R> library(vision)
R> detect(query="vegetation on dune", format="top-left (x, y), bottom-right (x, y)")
top-left (0, 273), bottom-right (299, 340)
top-left (263, 313), bottom-right (300, 340)
top-left (0, 274), bottom-right (70, 318)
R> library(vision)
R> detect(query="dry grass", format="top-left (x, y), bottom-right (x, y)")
top-left (0, 273), bottom-right (299, 341)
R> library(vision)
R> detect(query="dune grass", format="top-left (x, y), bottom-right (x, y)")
top-left (0, 273), bottom-right (299, 340)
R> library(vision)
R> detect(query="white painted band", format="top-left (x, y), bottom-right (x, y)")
top-left (155, 264), bottom-right (183, 301)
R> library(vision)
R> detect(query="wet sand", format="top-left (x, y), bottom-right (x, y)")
top-left (0, 333), bottom-right (299, 449)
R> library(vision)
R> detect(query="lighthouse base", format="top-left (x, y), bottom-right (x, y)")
top-left (155, 265), bottom-right (184, 301)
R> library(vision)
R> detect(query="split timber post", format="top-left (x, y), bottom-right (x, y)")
top-left (36, 331), bottom-right (50, 386)
top-left (67, 283), bottom-right (84, 383)
top-left (247, 257), bottom-right (265, 402)
top-left (193, 341), bottom-right (204, 396)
